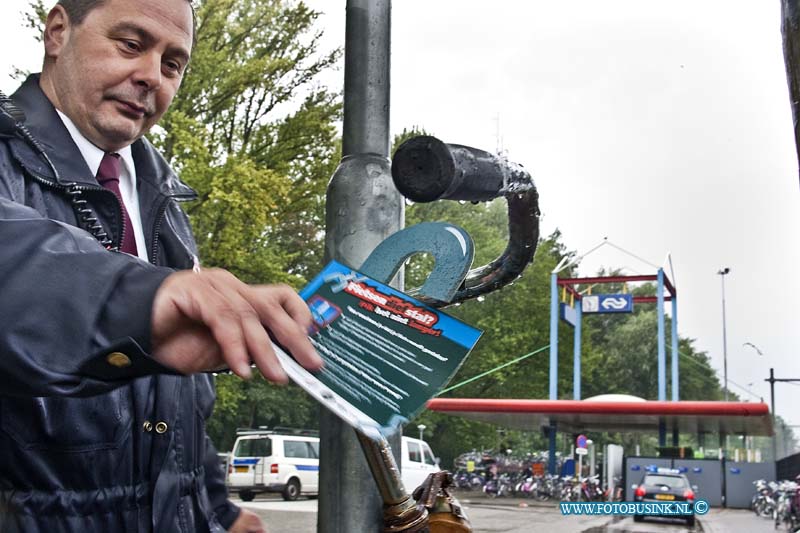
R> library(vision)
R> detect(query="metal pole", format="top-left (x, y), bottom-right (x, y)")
top-left (549, 273), bottom-right (559, 400)
top-left (549, 273), bottom-right (559, 474)
top-left (548, 423), bottom-right (557, 475)
top-left (718, 268), bottom-right (730, 401)
top-left (671, 295), bottom-right (679, 401)
top-left (657, 268), bottom-right (666, 402)
top-left (781, 0), bottom-right (800, 185)
top-left (573, 300), bottom-right (582, 400)
top-left (761, 369), bottom-right (800, 460)
top-left (320, 2), bottom-right (402, 531)
top-left (769, 368), bottom-right (777, 461)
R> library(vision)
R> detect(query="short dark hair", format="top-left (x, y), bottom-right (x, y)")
top-left (56, 0), bottom-right (196, 47)
top-left (56, 0), bottom-right (104, 25)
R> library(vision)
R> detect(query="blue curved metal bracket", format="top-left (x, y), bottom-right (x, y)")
top-left (359, 222), bottom-right (474, 302)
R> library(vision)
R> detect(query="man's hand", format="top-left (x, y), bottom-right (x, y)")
top-left (228, 509), bottom-right (267, 533)
top-left (150, 269), bottom-right (323, 382)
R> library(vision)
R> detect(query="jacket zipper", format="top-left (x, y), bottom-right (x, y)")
top-left (149, 193), bottom-right (197, 266)
top-left (26, 166), bottom-right (195, 265)
top-left (149, 197), bottom-right (170, 264)
top-left (27, 171), bottom-right (128, 250)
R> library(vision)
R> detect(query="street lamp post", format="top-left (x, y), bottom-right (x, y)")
top-left (417, 424), bottom-right (426, 442)
top-left (717, 268), bottom-right (731, 401)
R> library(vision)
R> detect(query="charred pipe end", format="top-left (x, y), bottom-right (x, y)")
top-left (391, 136), bottom-right (455, 202)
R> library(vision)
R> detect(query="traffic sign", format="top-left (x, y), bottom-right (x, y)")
top-left (581, 294), bottom-right (633, 314)
top-left (575, 448), bottom-right (588, 456)
top-left (576, 434), bottom-right (588, 449)
top-left (560, 302), bottom-right (577, 326)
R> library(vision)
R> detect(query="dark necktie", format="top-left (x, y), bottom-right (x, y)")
top-left (96, 153), bottom-right (138, 255)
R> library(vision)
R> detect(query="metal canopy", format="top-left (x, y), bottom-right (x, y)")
top-left (426, 399), bottom-right (774, 436)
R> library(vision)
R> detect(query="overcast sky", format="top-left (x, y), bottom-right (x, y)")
top-left (2, 1), bottom-right (799, 433)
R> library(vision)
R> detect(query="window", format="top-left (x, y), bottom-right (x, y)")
top-left (422, 445), bottom-right (436, 466)
top-left (407, 441), bottom-right (422, 463)
top-left (308, 441), bottom-right (320, 459)
top-left (645, 475), bottom-right (687, 489)
top-left (234, 437), bottom-right (271, 458)
top-left (284, 440), bottom-right (313, 458)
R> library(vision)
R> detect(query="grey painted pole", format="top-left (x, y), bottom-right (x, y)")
top-left (671, 295), bottom-right (679, 402)
top-left (769, 368), bottom-right (776, 461)
top-left (319, 1), bottom-right (403, 532)
top-left (657, 268), bottom-right (666, 403)
top-left (718, 268), bottom-right (730, 402)
top-left (782, 0), bottom-right (800, 185)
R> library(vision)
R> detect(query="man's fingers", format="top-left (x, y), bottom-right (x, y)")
top-left (250, 285), bottom-right (323, 372)
top-left (273, 285), bottom-right (314, 329)
top-left (157, 271), bottom-right (252, 378)
top-left (204, 273), bottom-right (293, 383)
top-left (240, 312), bottom-right (288, 384)
top-left (187, 286), bottom-right (253, 379)
top-left (152, 270), bottom-right (322, 382)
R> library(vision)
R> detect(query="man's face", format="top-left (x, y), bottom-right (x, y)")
top-left (43, 0), bottom-right (193, 151)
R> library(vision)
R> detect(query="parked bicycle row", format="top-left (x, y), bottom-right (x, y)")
top-left (751, 478), bottom-right (800, 531)
top-left (452, 470), bottom-right (615, 502)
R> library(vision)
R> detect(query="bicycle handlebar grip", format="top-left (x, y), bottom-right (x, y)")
top-left (391, 135), bottom-right (528, 203)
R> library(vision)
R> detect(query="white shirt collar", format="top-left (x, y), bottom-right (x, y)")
top-left (55, 109), bottom-right (149, 261)
top-left (55, 109), bottom-right (135, 180)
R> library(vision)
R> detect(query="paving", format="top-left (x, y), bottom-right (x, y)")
top-left (236, 493), bottom-right (777, 533)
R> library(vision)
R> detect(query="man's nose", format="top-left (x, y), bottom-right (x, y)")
top-left (133, 53), bottom-right (162, 91)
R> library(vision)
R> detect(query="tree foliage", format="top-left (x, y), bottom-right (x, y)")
top-left (153, 0), bottom-right (342, 284)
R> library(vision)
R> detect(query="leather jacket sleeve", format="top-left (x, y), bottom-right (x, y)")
top-left (0, 195), bottom-right (179, 397)
top-left (202, 434), bottom-right (241, 530)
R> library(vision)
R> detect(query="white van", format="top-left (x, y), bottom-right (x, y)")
top-left (228, 429), bottom-right (320, 501)
top-left (227, 429), bottom-right (440, 500)
top-left (400, 436), bottom-right (441, 490)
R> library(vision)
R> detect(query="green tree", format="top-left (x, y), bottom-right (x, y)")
top-left (157, 0), bottom-right (343, 446)
top-left (154, 0), bottom-right (342, 284)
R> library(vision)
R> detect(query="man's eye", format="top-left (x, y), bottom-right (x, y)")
top-left (123, 40), bottom-right (140, 52)
top-left (163, 61), bottom-right (183, 76)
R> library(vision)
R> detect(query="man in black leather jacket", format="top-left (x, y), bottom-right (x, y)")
top-left (0, 1), bottom-right (323, 531)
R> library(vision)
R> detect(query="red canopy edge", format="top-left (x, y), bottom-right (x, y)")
top-left (426, 399), bottom-right (770, 417)
top-left (425, 399), bottom-right (773, 435)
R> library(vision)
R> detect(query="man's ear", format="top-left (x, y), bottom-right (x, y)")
top-left (43, 5), bottom-right (72, 59)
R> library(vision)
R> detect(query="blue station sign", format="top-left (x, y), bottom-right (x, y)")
top-left (581, 294), bottom-right (634, 314)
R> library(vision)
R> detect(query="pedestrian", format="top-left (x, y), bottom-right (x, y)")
top-left (0, 1), bottom-right (323, 531)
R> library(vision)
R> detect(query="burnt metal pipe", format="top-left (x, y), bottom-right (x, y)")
top-left (783, 0), bottom-right (800, 185)
top-left (356, 432), bottom-right (429, 532)
top-left (391, 136), bottom-right (540, 308)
